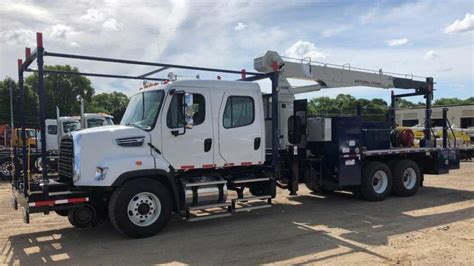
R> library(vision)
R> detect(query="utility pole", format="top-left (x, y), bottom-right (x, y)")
top-left (9, 80), bottom-right (15, 182)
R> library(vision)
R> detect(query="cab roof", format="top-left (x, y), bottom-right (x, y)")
top-left (136, 79), bottom-right (261, 96)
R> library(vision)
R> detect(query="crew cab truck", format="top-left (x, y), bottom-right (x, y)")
top-left (11, 34), bottom-right (460, 238)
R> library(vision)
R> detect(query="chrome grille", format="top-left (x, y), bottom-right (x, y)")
top-left (58, 136), bottom-right (74, 181)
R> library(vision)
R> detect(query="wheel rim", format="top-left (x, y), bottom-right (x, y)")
top-left (402, 167), bottom-right (417, 190)
top-left (1, 161), bottom-right (13, 177)
top-left (372, 170), bottom-right (388, 194)
top-left (127, 192), bottom-right (161, 227)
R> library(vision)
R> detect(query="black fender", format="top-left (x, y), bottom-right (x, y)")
top-left (112, 169), bottom-right (181, 212)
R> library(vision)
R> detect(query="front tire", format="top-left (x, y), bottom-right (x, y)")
top-left (391, 160), bottom-right (421, 197)
top-left (109, 178), bottom-right (172, 238)
top-left (360, 162), bottom-right (392, 201)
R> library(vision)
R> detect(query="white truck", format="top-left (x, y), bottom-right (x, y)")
top-left (13, 44), bottom-right (460, 238)
top-left (31, 113), bottom-right (114, 173)
top-left (44, 113), bottom-right (114, 151)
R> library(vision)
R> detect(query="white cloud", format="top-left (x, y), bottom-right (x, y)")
top-left (444, 13), bottom-right (474, 34)
top-left (70, 42), bottom-right (81, 47)
top-left (0, 1), bottom-right (472, 100)
top-left (234, 22), bottom-right (247, 31)
top-left (285, 41), bottom-right (327, 60)
top-left (102, 18), bottom-right (122, 31)
top-left (321, 26), bottom-right (351, 38)
top-left (386, 38), bottom-right (408, 46)
top-left (424, 50), bottom-right (438, 60)
top-left (80, 9), bottom-right (105, 22)
top-left (0, 2), bottom-right (54, 24)
top-left (0, 29), bottom-right (35, 45)
top-left (50, 24), bottom-right (73, 39)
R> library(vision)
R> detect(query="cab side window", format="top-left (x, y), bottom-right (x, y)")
top-left (47, 125), bottom-right (57, 135)
top-left (167, 93), bottom-right (205, 128)
top-left (223, 96), bottom-right (254, 128)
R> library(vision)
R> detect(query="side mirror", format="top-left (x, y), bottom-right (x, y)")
top-left (184, 93), bottom-right (194, 129)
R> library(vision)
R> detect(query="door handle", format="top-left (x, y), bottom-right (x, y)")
top-left (204, 138), bottom-right (212, 152)
top-left (254, 137), bottom-right (261, 150)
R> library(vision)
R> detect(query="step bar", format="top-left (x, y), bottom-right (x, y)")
top-left (186, 202), bottom-right (232, 222)
top-left (185, 176), bottom-right (273, 222)
top-left (232, 195), bottom-right (272, 212)
top-left (185, 195), bottom-right (273, 221)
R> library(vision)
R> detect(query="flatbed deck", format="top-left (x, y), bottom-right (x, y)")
top-left (363, 147), bottom-right (444, 156)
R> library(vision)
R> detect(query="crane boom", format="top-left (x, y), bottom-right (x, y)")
top-left (254, 50), bottom-right (431, 94)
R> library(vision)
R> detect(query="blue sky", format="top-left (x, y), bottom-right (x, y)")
top-left (0, 0), bottom-right (472, 103)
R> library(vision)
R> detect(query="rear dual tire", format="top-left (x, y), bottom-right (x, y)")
top-left (391, 160), bottom-right (421, 197)
top-left (360, 162), bottom-right (392, 201)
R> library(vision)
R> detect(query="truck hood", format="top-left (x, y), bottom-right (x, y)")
top-left (70, 125), bottom-right (156, 186)
top-left (72, 125), bottom-right (151, 144)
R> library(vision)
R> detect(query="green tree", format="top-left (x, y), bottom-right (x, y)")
top-left (463, 97), bottom-right (474, 104)
top-left (433, 98), bottom-right (465, 106)
top-left (87, 91), bottom-right (130, 123)
top-left (25, 65), bottom-right (95, 118)
top-left (0, 77), bottom-right (38, 127)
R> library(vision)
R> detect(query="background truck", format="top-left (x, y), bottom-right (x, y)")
top-left (1, 102), bottom-right (114, 179)
top-left (11, 128), bottom-right (39, 148)
top-left (11, 33), bottom-right (460, 238)
top-left (43, 113), bottom-right (114, 151)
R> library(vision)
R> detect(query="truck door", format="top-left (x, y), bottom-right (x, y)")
top-left (45, 120), bottom-right (59, 151)
top-left (218, 92), bottom-right (263, 166)
top-left (161, 87), bottom-right (214, 169)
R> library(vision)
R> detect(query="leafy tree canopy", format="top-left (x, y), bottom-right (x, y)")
top-left (1, 65), bottom-right (130, 126)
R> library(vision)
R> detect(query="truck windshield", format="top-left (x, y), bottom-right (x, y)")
top-left (105, 117), bottom-right (114, 125)
top-left (63, 121), bottom-right (80, 133)
top-left (121, 90), bottom-right (165, 130)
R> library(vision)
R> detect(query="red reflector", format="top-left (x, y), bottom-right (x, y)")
top-left (241, 162), bottom-right (252, 166)
top-left (68, 197), bottom-right (88, 204)
top-left (202, 164), bottom-right (215, 169)
top-left (181, 165), bottom-right (194, 170)
top-left (35, 200), bottom-right (55, 207)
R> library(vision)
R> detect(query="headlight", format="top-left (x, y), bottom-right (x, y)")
top-left (72, 134), bottom-right (81, 182)
top-left (95, 166), bottom-right (109, 181)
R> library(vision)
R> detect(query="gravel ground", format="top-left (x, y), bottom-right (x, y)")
top-left (0, 162), bottom-right (473, 265)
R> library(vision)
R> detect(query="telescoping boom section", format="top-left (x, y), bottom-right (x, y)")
top-left (10, 33), bottom-right (459, 239)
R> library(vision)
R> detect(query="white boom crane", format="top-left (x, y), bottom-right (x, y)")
top-left (254, 50), bottom-right (430, 94)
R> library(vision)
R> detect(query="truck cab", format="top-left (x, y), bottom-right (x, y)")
top-left (83, 113), bottom-right (114, 128)
top-left (54, 80), bottom-right (267, 237)
top-left (64, 80), bottom-right (265, 187)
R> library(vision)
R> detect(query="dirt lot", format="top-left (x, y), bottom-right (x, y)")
top-left (0, 163), bottom-right (473, 265)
